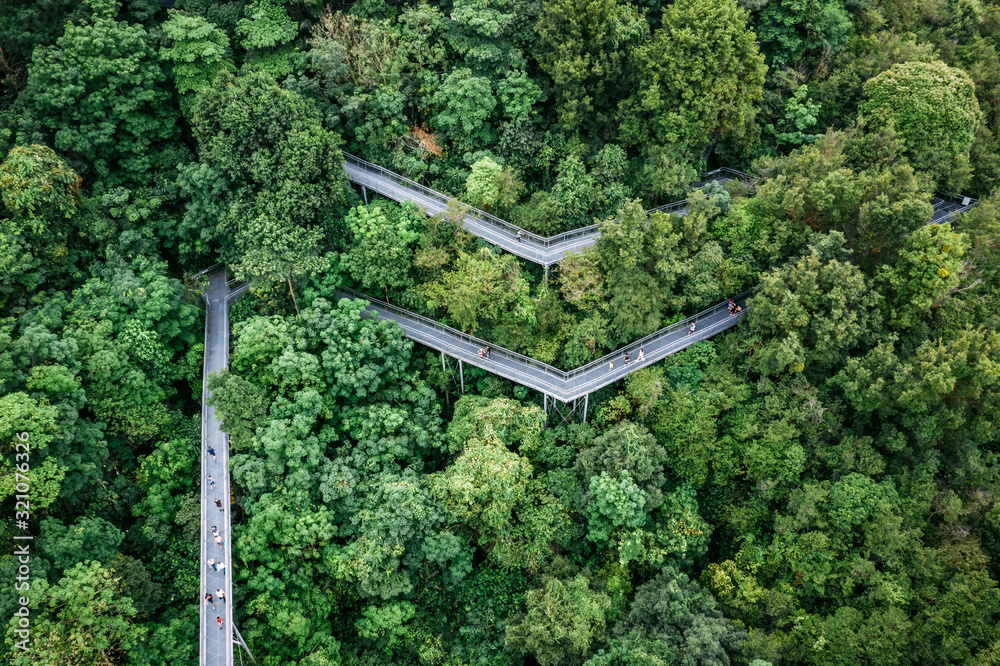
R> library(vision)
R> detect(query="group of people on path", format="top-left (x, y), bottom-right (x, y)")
top-left (609, 348), bottom-right (645, 372)
top-left (728, 299), bottom-right (743, 317)
top-left (206, 446), bottom-right (227, 632)
top-left (477, 346), bottom-right (492, 359)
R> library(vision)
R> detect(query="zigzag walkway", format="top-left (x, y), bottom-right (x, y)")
top-left (189, 158), bottom-right (978, 662)
top-left (334, 285), bottom-right (751, 414)
top-left (342, 153), bottom-right (749, 266)
top-left (342, 153), bottom-right (978, 266)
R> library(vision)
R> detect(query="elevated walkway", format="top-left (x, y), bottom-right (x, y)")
top-left (196, 266), bottom-right (253, 666)
top-left (342, 153), bottom-right (750, 266)
top-left (343, 154), bottom-right (977, 261)
top-left (334, 285), bottom-right (750, 409)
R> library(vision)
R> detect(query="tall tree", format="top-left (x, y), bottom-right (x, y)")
top-left (16, 0), bottom-right (178, 185)
top-left (617, 0), bottom-right (765, 197)
top-left (535, 0), bottom-right (648, 133)
top-left (191, 71), bottom-right (350, 307)
top-left (160, 11), bottom-right (235, 116)
top-left (859, 61), bottom-right (982, 190)
top-left (749, 234), bottom-right (882, 376)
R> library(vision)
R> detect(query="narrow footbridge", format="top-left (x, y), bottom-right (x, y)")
top-left (334, 285), bottom-right (751, 418)
top-left (196, 265), bottom-right (253, 666)
top-left (342, 152), bottom-right (750, 266)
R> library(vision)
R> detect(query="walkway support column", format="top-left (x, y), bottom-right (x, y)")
top-left (459, 359), bottom-right (465, 394)
top-left (361, 184), bottom-right (368, 204)
top-left (582, 394), bottom-right (589, 423)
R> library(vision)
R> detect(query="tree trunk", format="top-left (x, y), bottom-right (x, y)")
top-left (703, 130), bottom-right (720, 165)
top-left (287, 277), bottom-right (300, 316)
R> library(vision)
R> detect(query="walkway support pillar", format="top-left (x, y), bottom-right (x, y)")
top-left (544, 265), bottom-right (548, 286)
top-left (582, 394), bottom-right (589, 423)
top-left (361, 184), bottom-right (368, 205)
top-left (459, 359), bottom-right (465, 394)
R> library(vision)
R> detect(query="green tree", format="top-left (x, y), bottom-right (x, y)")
top-left (8, 562), bottom-right (142, 666)
top-left (421, 247), bottom-right (535, 334)
top-left (877, 224), bottom-right (968, 329)
top-left (431, 68), bottom-right (497, 152)
top-left (769, 473), bottom-right (923, 607)
top-left (766, 85), bottom-right (824, 149)
top-left (584, 471), bottom-right (647, 544)
top-left (347, 232), bottom-right (412, 303)
top-left (191, 71), bottom-right (349, 309)
top-left (591, 566), bottom-right (744, 666)
top-left (618, 0), bottom-right (765, 195)
top-left (535, 0), bottom-right (647, 132)
top-left (445, 0), bottom-right (528, 74)
top-left (17, 0), bottom-right (178, 184)
top-left (749, 234), bottom-right (882, 375)
top-left (465, 156), bottom-right (506, 211)
top-left (506, 572), bottom-right (612, 666)
top-left (756, 0), bottom-right (851, 68)
top-left (236, 0), bottom-right (298, 78)
top-left (0, 145), bottom-right (80, 302)
top-left (859, 61), bottom-right (982, 189)
top-left (160, 11), bottom-right (235, 116)
top-left (233, 205), bottom-right (329, 315)
top-left (557, 249), bottom-right (605, 312)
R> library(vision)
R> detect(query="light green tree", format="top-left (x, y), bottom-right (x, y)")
top-left (421, 248), bottom-right (535, 334)
top-left (877, 224), bottom-right (967, 329)
top-left (8, 562), bottom-right (142, 666)
top-left (506, 573), bottom-right (612, 666)
top-left (160, 11), bottom-right (235, 115)
top-left (431, 68), bottom-right (498, 152)
top-left (749, 234), bottom-right (882, 375)
top-left (859, 61), bottom-right (981, 189)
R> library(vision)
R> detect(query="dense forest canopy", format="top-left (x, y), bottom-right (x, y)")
top-left (2, 0), bottom-right (1000, 665)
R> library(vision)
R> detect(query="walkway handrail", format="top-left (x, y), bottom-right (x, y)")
top-left (343, 152), bottom-right (552, 246)
top-left (342, 152), bottom-right (750, 249)
top-left (333, 285), bottom-right (752, 400)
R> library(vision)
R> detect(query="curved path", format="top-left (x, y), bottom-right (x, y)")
top-left (343, 153), bottom-right (978, 266)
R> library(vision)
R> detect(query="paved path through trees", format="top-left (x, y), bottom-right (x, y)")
top-left (199, 268), bottom-right (235, 666)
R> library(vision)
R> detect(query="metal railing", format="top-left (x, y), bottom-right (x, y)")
top-left (334, 285), bottom-right (751, 401)
top-left (342, 153), bottom-right (758, 265)
top-left (930, 193), bottom-right (979, 225)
